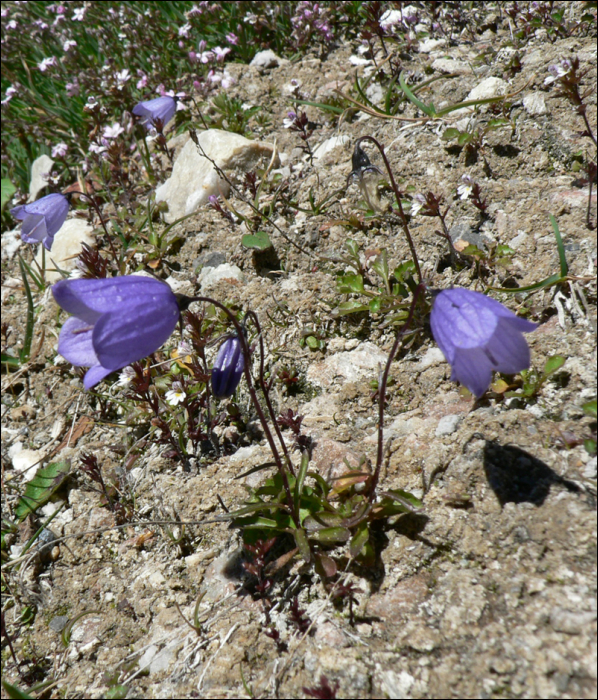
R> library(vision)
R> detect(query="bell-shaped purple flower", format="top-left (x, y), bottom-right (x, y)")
top-left (10, 193), bottom-right (70, 250)
top-left (132, 96), bottom-right (176, 130)
top-left (430, 288), bottom-right (538, 398)
top-left (53, 276), bottom-right (180, 390)
top-left (211, 335), bottom-right (245, 398)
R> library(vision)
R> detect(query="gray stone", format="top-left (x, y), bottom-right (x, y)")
top-left (523, 92), bottom-right (548, 115)
top-left (306, 341), bottom-right (388, 388)
top-left (196, 251), bottom-right (226, 270)
top-left (250, 49), bottom-right (285, 69)
top-left (155, 129), bottom-right (277, 222)
top-left (312, 135), bottom-right (351, 162)
top-left (432, 58), bottom-right (472, 75)
top-left (197, 262), bottom-right (245, 291)
top-left (550, 608), bottom-right (597, 634)
top-left (435, 414), bottom-right (462, 436)
top-left (450, 223), bottom-right (487, 252)
top-left (28, 154), bottom-right (54, 201)
top-left (36, 218), bottom-right (95, 282)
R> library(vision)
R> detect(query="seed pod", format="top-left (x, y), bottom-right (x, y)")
top-left (211, 335), bottom-right (245, 398)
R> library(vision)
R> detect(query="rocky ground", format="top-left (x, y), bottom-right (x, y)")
top-left (2, 5), bottom-right (597, 699)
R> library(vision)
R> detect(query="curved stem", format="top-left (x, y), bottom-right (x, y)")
top-left (368, 283), bottom-right (425, 500)
top-left (355, 136), bottom-right (423, 284)
top-left (245, 310), bottom-right (295, 476)
top-left (187, 297), bottom-right (299, 526)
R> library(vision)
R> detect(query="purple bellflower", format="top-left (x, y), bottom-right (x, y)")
top-left (132, 96), bottom-right (176, 130)
top-left (10, 192), bottom-right (70, 250)
top-left (211, 335), bottom-right (245, 398)
top-left (430, 288), bottom-right (538, 398)
top-left (53, 276), bottom-right (180, 390)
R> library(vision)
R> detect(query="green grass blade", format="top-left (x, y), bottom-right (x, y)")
top-left (399, 72), bottom-right (436, 117)
top-left (17, 255), bottom-right (35, 363)
top-left (549, 214), bottom-right (569, 278)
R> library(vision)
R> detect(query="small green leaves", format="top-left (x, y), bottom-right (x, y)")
top-left (337, 273), bottom-right (365, 294)
top-left (14, 460), bottom-right (70, 523)
top-left (241, 230), bottom-right (272, 251)
top-left (582, 399), bottom-right (597, 419)
top-left (1, 178), bottom-right (16, 211)
top-left (505, 355), bottom-right (566, 400)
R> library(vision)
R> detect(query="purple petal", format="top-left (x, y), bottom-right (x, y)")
top-left (212, 336), bottom-right (244, 398)
top-left (52, 276), bottom-right (176, 323)
top-left (484, 317), bottom-right (532, 374)
top-left (11, 193), bottom-right (69, 250)
top-left (92, 297), bottom-right (180, 371)
top-left (451, 347), bottom-right (494, 398)
top-left (132, 96), bottom-right (176, 129)
top-left (57, 316), bottom-right (98, 366)
top-left (19, 214), bottom-right (48, 244)
top-left (84, 365), bottom-right (115, 390)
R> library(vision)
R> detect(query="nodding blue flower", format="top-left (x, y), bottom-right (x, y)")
top-left (10, 193), bottom-right (70, 250)
top-left (211, 335), bottom-right (245, 398)
top-left (132, 96), bottom-right (176, 130)
top-left (52, 276), bottom-right (180, 390)
top-left (430, 288), bottom-right (538, 398)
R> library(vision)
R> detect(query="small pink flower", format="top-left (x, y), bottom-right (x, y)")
top-left (63, 39), bottom-right (77, 51)
top-left (38, 56), bottom-right (58, 72)
top-left (52, 142), bottom-right (68, 158)
top-left (2, 85), bottom-right (18, 106)
top-left (225, 32), bottom-right (238, 45)
top-left (213, 46), bottom-right (231, 63)
top-left (178, 22), bottom-right (191, 37)
top-left (73, 7), bottom-right (86, 21)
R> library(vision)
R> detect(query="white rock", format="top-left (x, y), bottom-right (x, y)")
top-left (1, 229), bottom-right (22, 261)
top-left (28, 154), bottom-right (54, 201)
top-left (250, 49), bottom-right (284, 69)
top-left (419, 38), bottom-right (446, 53)
top-left (11, 446), bottom-right (45, 482)
top-left (36, 218), bottom-right (95, 283)
top-left (523, 92), bottom-right (547, 115)
top-left (509, 232), bottom-right (528, 250)
top-left (582, 456), bottom-right (596, 479)
top-left (155, 129), bottom-right (277, 222)
top-left (435, 414), bottom-right (462, 437)
top-left (418, 347), bottom-right (446, 369)
top-left (312, 135), bottom-right (351, 162)
top-left (197, 262), bottom-right (245, 291)
top-left (451, 77), bottom-right (510, 117)
top-left (432, 58), bottom-right (472, 75)
top-left (306, 341), bottom-right (387, 388)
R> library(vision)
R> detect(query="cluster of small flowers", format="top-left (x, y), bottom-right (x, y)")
top-left (291, 2), bottom-right (333, 46)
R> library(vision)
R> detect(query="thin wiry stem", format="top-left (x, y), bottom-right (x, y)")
top-left (355, 136), bottom-right (423, 284)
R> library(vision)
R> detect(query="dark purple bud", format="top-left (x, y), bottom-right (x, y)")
top-left (132, 96), bottom-right (176, 130)
top-left (52, 276), bottom-right (180, 390)
top-left (211, 335), bottom-right (245, 398)
top-left (11, 192), bottom-right (70, 250)
top-left (430, 288), bottom-right (537, 398)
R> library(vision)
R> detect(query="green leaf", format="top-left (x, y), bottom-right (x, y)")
top-left (349, 520), bottom-right (369, 559)
top-left (393, 261), bottom-right (416, 282)
top-left (582, 399), bottom-right (597, 419)
top-left (294, 451), bottom-right (310, 516)
top-left (1, 179), bottom-right (16, 211)
top-left (14, 460), bottom-right (70, 523)
top-left (294, 528), bottom-right (311, 563)
top-left (241, 231), bottom-right (272, 251)
top-left (314, 553), bottom-right (337, 578)
top-left (371, 249), bottom-right (389, 285)
top-left (2, 680), bottom-right (34, 700)
top-left (399, 72), bottom-right (436, 117)
top-left (305, 335), bottom-right (320, 350)
top-left (309, 526), bottom-right (351, 544)
top-left (337, 273), bottom-right (365, 294)
top-left (549, 214), bottom-right (569, 278)
top-left (496, 244), bottom-right (515, 257)
top-left (488, 272), bottom-right (564, 294)
top-left (457, 131), bottom-right (473, 146)
top-left (333, 301), bottom-right (370, 316)
top-left (543, 355), bottom-right (565, 376)
top-left (442, 127), bottom-right (461, 141)
top-left (368, 297), bottom-right (382, 314)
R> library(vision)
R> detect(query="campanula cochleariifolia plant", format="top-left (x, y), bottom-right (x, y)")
top-left (430, 288), bottom-right (538, 398)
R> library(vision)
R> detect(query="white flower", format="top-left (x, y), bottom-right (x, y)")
top-left (117, 366), bottom-right (136, 386)
top-left (457, 183), bottom-right (473, 200)
top-left (2, 85), bottom-right (18, 105)
top-left (165, 383), bottom-right (186, 406)
top-left (63, 39), bottom-right (77, 51)
top-left (73, 7), bottom-right (86, 21)
top-left (410, 194), bottom-right (426, 216)
top-left (103, 123), bottom-right (124, 139)
top-left (115, 69), bottom-right (130, 87)
top-left (38, 57), bottom-right (58, 72)
top-left (178, 22), bottom-right (191, 37)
